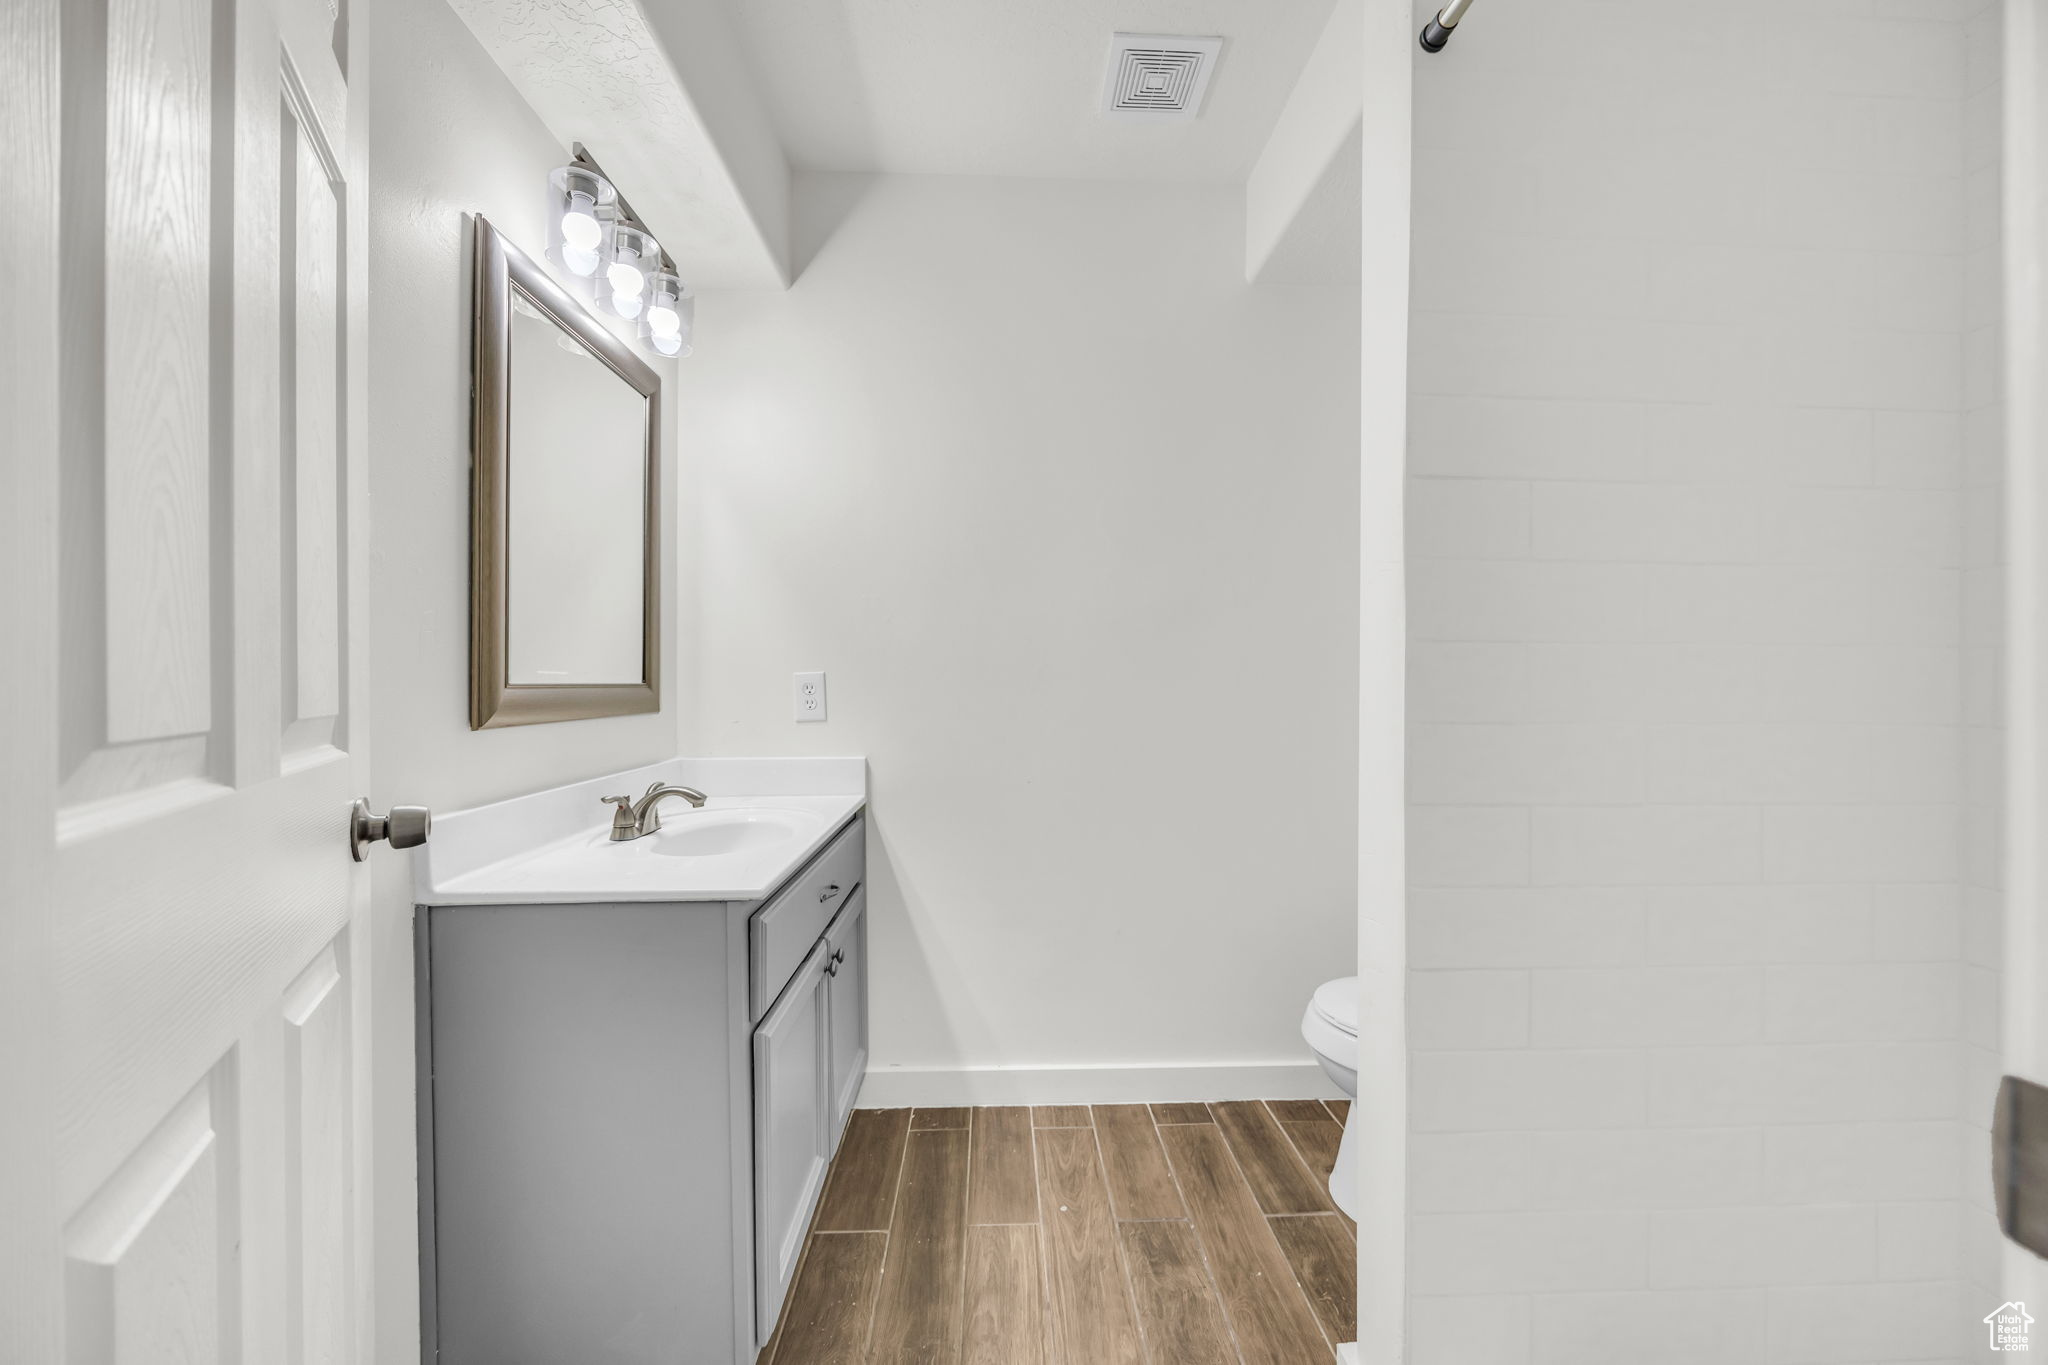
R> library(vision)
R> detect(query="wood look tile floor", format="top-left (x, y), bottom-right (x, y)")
top-left (759, 1100), bottom-right (1356, 1365)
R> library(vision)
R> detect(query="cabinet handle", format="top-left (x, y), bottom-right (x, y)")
top-left (824, 960), bottom-right (838, 977)
top-left (819, 883), bottom-right (843, 903)
top-left (831, 949), bottom-right (846, 965)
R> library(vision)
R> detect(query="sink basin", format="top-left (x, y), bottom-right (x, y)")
top-left (646, 808), bottom-right (814, 857)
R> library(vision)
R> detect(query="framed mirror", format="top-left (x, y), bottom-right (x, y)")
top-left (470, 215), bottom-right (660, 729)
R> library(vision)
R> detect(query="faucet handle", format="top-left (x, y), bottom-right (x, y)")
top-left (601, 794), bottom-right (637, 841)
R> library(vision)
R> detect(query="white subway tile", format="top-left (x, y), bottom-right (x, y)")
top-left (1873, 411), bottom-right (1964, 489)
top-left (1648, 244), bottom-right (1957, 331)
top-left (1760, 17), bottom-right (1963, 98)
top-left (1411, 312), bottom-right (1659, 403)
top-left (1411, 1211), bottom-right (1650, 1294)
top-left (1637, 565), bottom-right (1959, 648)
top-left (1531, 483), bottom-right (1764, 563)
top-left (1410, 1131), bottom-right (1532, 1212)
top-left (1759, 488), bottom-right (1962, 568)
top-left (1413, 231), bottom-right (1652, 320)
top-left (1411, 970), bottom-right (1533, 1050)
top-left (1532, 1289), bottom-right (1767, 1365)
top-left (1764, 1122), bottom-right (1960, 1203)
top-left (1963, 882), bottom-right (2002, 970)
top-left (1409, 478), bottom-right (1533, 560)
top-left (1760, 805), bottom-right (1960, 883)
top-left (1408, 395), bottom-right (1648, 483)
top-left (1640, 724), bottom-right (1959, 805)
top-left (1777, 243), bottom-right (1961, 331)
top-left (1764, 1282), bottom-right (1955, 1364)
top-left (1961, 965), bottom-right (1997, 1051)
top-left (1876, 1202), bottom-right (1960, 1281)
top-left (1410, 725), bottom-right (1643, 805)
top-left (1410, 806), bottom-right (1532, 887)
top-left (1648, 1206), bottom-right (1877, 1287)
top-left (1413, 1050), bottom-right (1648, 1132)
top-left (1531, 968), bottom-right (1765, 1047)
top-left (1524, 1128), bottom-right (1765, 1210)
top-left (1754, 645), bottom-right (1961, 725)
top-left (1521, 645), bottom-right (1664, 723)
top-left (1410, 643), bottom-right (1527, 723)
top-left (1410, 559), bottom-right (1648, 642)
top-left (1957, 1203), bottom-right (2007, 1301)
top-left (1533, 806), bottom-right (1761, 886)
top-left (1649, 1043), bottom-right (1960, 1126)
top-left (1764, 172), bottom-right (1964, 259)
top-left (1409, 887), bottom-right (1646, 968)
top-left (1643, 405), bottom-right (1871, 489)
top-left (1413, 1295), bottom-right (1531, 1365)
top-left (1765, 964), bottom-right (1961, 1043)
top-left (1644, 885), bottom-right (1873, 966)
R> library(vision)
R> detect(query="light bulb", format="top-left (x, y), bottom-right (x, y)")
top-left (607, 260), bottom-right (645, 299)
top-left (561, 192), bottom-right (603, 252)
top-left (562, 245), bottom-right (600, 278)
top-left (648, 303), bottom-right (680, 337)
top-left (652, 332), bottom-right (683, 357)
top-left (612, 291), bottom-right (643, 319)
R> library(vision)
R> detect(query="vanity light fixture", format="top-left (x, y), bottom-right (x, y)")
top-left (606, 224), bottom-right (660, 319)
top-left (642, 272), bottom-right (693, 358)
top-left (545, 145), bottom-right (693, 356)
top-left (545, 164), bottom-right (616, 280)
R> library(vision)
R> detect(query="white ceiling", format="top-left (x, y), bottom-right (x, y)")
top-left (713, 0), bottom-right (1342, 182)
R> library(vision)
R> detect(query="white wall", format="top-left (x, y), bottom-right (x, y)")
top-left (365, 0), bottom-right (680, 1356)
top-left (1403, 1), bottom-right (1977, 1360)
top-left (1356, 0), bottom-right (1415, 1356)
top-left (675, 172), bottom-right (1361, 1102)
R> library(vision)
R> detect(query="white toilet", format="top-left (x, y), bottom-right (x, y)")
top-left (1300, 976), bottom-right (1360, 1219)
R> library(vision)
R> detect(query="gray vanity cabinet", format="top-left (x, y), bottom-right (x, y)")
top-left (754, 884), bottom-right (869, 1341)
top-left (418, 811), bottom-right (867, 1365)
top-left (826, 888), bottom-right (868, 1131)
top-left (753, 935), bottom-right (833, 1340)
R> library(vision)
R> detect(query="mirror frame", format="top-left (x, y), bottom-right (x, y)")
top-left (469, 214), bottom-right (661, 729)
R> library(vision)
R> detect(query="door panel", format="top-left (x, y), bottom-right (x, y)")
top-left (826, 889), bottom-right (868, 1136)
top-left (8, 0), bottom-right (372, 1354)
top-left (283, 937), bottom-right (353, 1365)
top-left (57, 0), bottom-right (224, 816)
top-left (753, 942), bottom-right (831, 1344)
top-left (282, 76), bottom-right (346, 758)
top-left (64, 1077), bottom-right (235, 1364)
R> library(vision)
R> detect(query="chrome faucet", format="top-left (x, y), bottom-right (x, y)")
top-left (601, 782), bottom-right (709, 841)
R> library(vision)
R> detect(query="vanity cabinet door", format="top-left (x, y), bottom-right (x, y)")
top-left (825, 887), bottom-right (868, 1138)
top-left (752, 939), bottom-right (833, 1344)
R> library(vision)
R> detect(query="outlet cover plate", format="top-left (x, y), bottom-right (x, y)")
top-left (793, 671), bottom-right (827, 723)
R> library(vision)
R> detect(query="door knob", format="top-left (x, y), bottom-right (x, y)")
top-left (349, 798), bottom-right (432, 862)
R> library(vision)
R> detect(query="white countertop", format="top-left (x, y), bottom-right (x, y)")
top-left (413, 757), bottom-right (866, 906)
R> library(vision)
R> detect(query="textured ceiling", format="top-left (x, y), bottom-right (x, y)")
top-left (711, 0), bottom-right (1342, 182)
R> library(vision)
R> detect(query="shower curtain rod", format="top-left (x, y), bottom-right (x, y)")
top-left (1419, 0), bottom-right (1478, 52)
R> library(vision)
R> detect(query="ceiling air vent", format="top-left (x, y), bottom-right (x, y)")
top-left (1101, 33), bottom-right (1223, 120)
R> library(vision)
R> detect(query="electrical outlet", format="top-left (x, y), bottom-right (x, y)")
top-left (793, 671), bottom-right (827, 723)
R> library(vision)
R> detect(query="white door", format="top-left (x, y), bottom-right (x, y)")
top-left (1, 0), bottom-right (373, 1356)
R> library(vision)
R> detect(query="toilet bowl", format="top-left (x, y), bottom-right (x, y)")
top-left (1301, 976), bottom-right (1360, 1219)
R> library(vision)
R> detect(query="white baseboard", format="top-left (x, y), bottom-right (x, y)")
top-left (1336, 1345), bottom-right (1358, 1364)
top-left (856, 1059), bottom-right (1342, 1109)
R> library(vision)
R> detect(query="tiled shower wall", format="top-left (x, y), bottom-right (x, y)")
top-left (1959, 0), bottom-right (2005, 1339)
top-left (1402, 1), bottom-right (1982, 1359)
